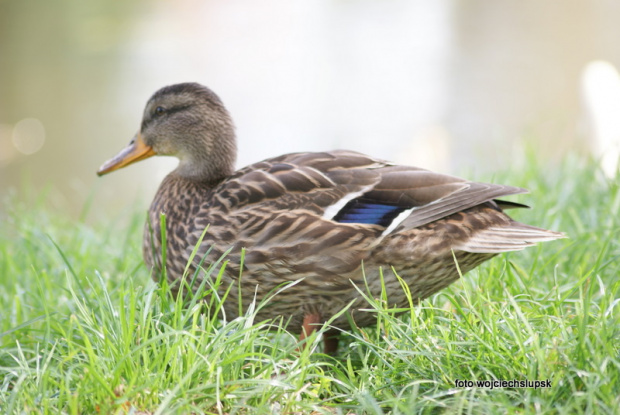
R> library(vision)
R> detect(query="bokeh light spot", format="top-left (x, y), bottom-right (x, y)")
top-left (12, 118), bottom-right (46, 155)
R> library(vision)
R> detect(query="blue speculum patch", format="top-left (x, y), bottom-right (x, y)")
top-left (333, 198), bottom-right (408, 227)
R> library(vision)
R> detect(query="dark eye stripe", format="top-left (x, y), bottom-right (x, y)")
top-left (165, 105), bottom-right (190, 116)
top-left (142, 105), bottom-right (191, 130)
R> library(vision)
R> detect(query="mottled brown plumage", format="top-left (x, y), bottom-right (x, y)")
top-left (98, 83), bottom-right (564, 353)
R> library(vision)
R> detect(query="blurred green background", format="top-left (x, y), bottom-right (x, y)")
top-left (1, 0), bottom-right (620, 219)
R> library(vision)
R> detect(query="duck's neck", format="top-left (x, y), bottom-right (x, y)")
top-left (174, 160), bottom-right (233, 185)
top-left (174, 132), bottom-right (237, 184)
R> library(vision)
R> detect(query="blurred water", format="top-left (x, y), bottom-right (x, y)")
top-left (1, 0), bottom-right (619, 219)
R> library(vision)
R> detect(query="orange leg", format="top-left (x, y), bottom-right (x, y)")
top-left (298, 312), bottom-right (322, 351)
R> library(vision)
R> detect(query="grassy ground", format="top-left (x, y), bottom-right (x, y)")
top-left (1, 154), bottom-right (618, 414)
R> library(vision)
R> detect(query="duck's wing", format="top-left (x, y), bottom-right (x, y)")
top-left (215, 150), bottom-right (526, 229)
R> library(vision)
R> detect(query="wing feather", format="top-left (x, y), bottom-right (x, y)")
top-left (215, 150), bottom-right (529, 232)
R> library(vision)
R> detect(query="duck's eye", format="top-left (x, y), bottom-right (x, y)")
top-left (154, 106), bottom-right (166, 116)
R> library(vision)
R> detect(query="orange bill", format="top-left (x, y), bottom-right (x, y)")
top-left (97, 133), bottom-right (156, 176)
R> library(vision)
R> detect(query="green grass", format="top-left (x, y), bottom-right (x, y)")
top-left (1, 154), bottom-right (619, 414)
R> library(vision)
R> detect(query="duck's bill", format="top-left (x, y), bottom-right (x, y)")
top-left (97, 133), bottom-right (156, 176)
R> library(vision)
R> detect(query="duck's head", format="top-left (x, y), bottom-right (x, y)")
top-left (97, 83), bottom-right (237, 182)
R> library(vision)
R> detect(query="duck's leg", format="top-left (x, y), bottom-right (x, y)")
top-left (298, 312), bottom-right (321, 350)
top-left (298, 314), bottom-right (340, 354)
top-left (323, 329), bottom-right (340, 354)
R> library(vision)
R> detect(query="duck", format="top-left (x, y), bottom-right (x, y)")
top-left (97, 82), bottom-right (564, 353)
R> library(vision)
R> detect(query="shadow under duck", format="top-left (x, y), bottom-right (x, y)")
top-left (98, 83), bottom-right (564, 353)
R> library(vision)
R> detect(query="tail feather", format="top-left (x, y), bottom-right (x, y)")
top-left (456, 222), bottom-right (566, 253)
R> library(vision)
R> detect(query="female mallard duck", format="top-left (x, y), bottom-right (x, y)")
top-left (98, 83), bottom-right (563, 353)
